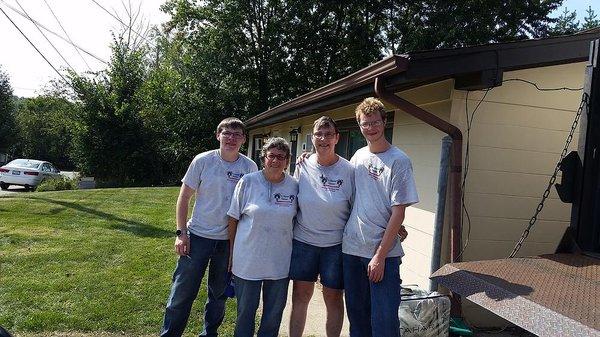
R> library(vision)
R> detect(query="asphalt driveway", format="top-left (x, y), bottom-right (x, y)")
top-left (0, 185), bottom-right (31, 197)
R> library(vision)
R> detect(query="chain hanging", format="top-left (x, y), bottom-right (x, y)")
top-left (509, 93), bottom-right (589, 258)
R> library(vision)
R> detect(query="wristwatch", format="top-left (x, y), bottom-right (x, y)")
top-left (176, 229), bottom-right (183, 237)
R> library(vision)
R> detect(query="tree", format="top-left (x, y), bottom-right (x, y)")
top-left (13, 96), bottom-right (77, 169)
top-left (0, 67), bottom-right (17, 155)
top-left (549, 7), bottom-right (580, 36)
top-left (385, 0), bottom-right (562, 52)
top-left (583, 6), bottom-right (600, 30)
top-left (68, 34), bottom-right (160, 186)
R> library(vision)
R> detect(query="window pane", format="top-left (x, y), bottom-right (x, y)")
top-left (335, 131), bottom-right (349, 159)
top-left (348, 130), bottom-right (367, 158)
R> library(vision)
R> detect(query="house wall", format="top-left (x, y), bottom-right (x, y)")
top-left (449, 62), bottom-right (587, 325)
top-left (246, 61), bottom-right (587, 327)
top-left (248, 80), bottom-right (455, 290)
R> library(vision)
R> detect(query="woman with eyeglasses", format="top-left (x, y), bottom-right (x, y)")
top-left (227, 137), bottom-right (298, 337)
top-left (288, 116), bottom-right (354, 337)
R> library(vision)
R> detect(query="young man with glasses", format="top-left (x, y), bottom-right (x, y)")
top-left (343, 98), bottom-right (418, 337)
top-left (161, 117), bottom-right (258, 337)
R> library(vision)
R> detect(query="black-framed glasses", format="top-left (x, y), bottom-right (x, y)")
top-left (359, 120), bottom-right (384, 129)
top-left (221, 131), bottom-right (245, 139)
top-left (266, 153), bottom-right (287, 161)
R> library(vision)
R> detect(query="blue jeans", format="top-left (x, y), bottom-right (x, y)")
top-left (161, 234), bottom-right (230, 337)
top-left (233, 276), bottom-right (289, 337)
top-left (343, 253), bottom-right (401, 337)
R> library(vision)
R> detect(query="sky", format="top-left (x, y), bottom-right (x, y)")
top-left (0, 0), bottom-right (597, 98)
top-left (0, 0), bottom-right (168, 97)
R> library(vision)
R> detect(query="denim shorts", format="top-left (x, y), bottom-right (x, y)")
top-left (289, 239), bottom-right (344, 290)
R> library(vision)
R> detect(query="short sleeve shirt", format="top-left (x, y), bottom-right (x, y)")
top-left (294, 155), bottom-right (354, 247)
top-left (227, 171), bottom-right (298, 280)
top-left (342, 146), bottom-right (419, 258)
top-left (182, 150), bottom-right (258, 240)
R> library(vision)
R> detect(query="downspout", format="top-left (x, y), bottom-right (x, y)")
top-left (430, 136), bottom-right (452, 292)
top-left (374, 77), bottom-right (463, 264)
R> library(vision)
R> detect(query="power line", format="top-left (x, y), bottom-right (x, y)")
top-left (0, 0), bottom-right (107, 65)
top-left (457, 78), bottom-right (585, 260)
top-left (89, 0), bottom-right (154, 47)
top-left (0, 4), bottom-right (66, 82)
top-left (43, 0), bottom-right (92, 71)
top-left (14, 0), bottom-right (75, 73)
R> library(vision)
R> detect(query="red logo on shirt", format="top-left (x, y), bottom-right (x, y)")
top-left (367, 163), bottom-right (384, 180)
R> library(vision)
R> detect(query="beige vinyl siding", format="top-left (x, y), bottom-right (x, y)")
top-left (389, 80), bottom-right (454, 289)
top-left (449, 62), bottom-right (585, 266)
top-left (246, 61), bottom-right (587, 327)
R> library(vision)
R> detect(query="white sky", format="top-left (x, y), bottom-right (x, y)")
top-left (0, 0), bottom-right (597, 97)
top-left (0, 0), bottom-right (168, 97)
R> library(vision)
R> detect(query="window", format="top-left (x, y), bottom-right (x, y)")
top-left (289, 128), bottom-right (300, 175)
top-left (252, 134), bottom-right (269, 168)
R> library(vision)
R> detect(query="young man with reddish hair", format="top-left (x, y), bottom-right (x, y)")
top-left (342, 97), bottom-right (418, 337)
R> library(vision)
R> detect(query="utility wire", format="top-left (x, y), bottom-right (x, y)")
top-left (14, 0), bottom-right (75, 73)
top-left (0, 0), bottom-right (107, 64)
top-left (457, 78), bottom-right (584, 260)
top-left (89, 0), bottom-right (154, 47)
top-left (43, 0), bottom-right (92, 71)
top-left (0, 4), bottom-right (66, 82)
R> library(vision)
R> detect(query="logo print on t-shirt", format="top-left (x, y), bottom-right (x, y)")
top-left (273, 193), bottom-right (296, 206)
top-left (226, 171), bottom-right (244, 183)
top-left (367, 163), bottom-right (384, 180)
top-left (320, 174), bottom-right (343, 191)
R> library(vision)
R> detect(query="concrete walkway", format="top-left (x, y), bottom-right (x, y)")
top-left (278, 282), bottom-right (350, 337)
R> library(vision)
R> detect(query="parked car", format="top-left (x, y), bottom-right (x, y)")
top-left (0, 159), bottom-right (61, 191)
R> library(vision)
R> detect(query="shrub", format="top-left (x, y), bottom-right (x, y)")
top-left (36, 176), bottom-right (78, 192)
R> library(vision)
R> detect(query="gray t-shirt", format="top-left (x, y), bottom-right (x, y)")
top-left (342, 146), bottom-right (419, 259)
top-left (182, 150), bottom-right (258, 240)
top-left (294, 155), bottom-right (354, 247)
top-left (227, 171), bottom-right (298, 280)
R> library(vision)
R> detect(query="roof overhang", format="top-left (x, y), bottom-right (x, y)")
top-left (431, 254), bottom-right (600, 337)
top-left (246, 32), bottom-right (600, 130)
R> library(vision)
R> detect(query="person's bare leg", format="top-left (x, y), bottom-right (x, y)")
top-left (289, 280), bottom-right (315, 337)
top-left (322, 286), bottom-right (344, 337)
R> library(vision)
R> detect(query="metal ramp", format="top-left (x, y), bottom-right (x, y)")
top-left (431, 254), bottom-right (600, 337)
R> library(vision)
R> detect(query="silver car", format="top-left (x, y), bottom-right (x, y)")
top-left (0, 159), bottom-right (61, 191)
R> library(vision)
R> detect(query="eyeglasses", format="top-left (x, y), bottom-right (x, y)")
top-left (313, 132), bottom-right (337, 140)
top-left (359, 120), bottom-right (384, 129)
top-left (220, 131), bottom-right (245, 139)
top-left (266, 153), bottom-right (287, 161)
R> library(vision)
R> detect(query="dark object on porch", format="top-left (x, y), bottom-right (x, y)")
top-left (555, 151), bottom-right (582, 203)
top-left (0, 326), bottom-right (13, 337)
top-left (431, 254), bottom-right (600, 337)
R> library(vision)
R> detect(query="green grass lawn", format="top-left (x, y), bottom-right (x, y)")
top-left (0, 188), bottom-right (237, 336)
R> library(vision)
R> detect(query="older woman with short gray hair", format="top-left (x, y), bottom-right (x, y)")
top-left (227, 137), bottom-right (298, 337)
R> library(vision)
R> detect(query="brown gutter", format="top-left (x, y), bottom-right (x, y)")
top-left (374, 77), bottom-right (463, 263)
top-left (246, 55), bottom-right (409, 127)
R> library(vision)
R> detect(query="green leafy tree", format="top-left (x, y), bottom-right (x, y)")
top-left (385, 0), bottom-right (562, 52)
top-left (0, 67), bottom-right (17, 155)
top-left (583, 6), bottom-right (600, 30)
top-left (13, 96), bottom-right (76, 169)
top-left (69, 35), bottom-right (160, 186)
